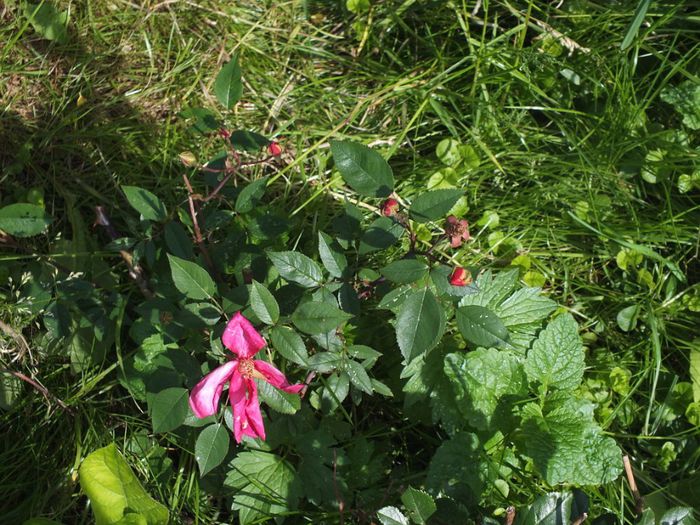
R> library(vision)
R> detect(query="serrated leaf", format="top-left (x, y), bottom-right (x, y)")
top-left (525, 313), bottom-right (584, 391)
top-left (456, 305), bottom-right (509, 348)
top-left (377, 507), bottom-right (409, 525)
top-left (401, 487), bottom-right (436, 524)
top-left (514, 492), bottom-right (576, 525)
top-left (250, 280), bottom-right (279, 325)
top-left (79, 444), bottom-right (169, 525)
top-left (308, 351), bottom-right (343, 373)
top-left (409, 189), bottom-right (463, 223)
top-left (213, 55), bottom-right (242, 109)
top-left (459, 269), bottom-right (519, 309)
top-left (345, 359), bottom-right (372, 394)
top-left (444, 348), bottom-right (527, 432)
top-left (235, 177), bottom-right (269, 213)
top-left (268, 251), bottom-right (324, 288)
top-left (330, 140), bottom-right (394, 197)
top-left (256, 378), bottom-right (301, 414)
top-left (270, 326), bottom-right (308, 366)
top-left (359, 216), bottom-right (405, 254)
top-left (318, 232), bottom-right (348, 278)
top-left (229, 130), bottom-right (270, 152)
top-left (660, 81), bottom-right (700, 130)
top-left (122, 186), bottom-right (167, 222)
top-left (396, 288), bottom-right (445, 362)
top-left (167, 254), bottom-right (216, 300)
top-left (149, 387), bottom-right (189, 433)
top-left (225, 451), bottom-right (300, 525)
top-left (24, 2), bottom-right (68, 43)
top-left (0, 203), bottom-right (52, 237)
top-left (495, 287), bottom-right (556, 327)
top-left (378, 285), bottom-right (413, 311)
top-left (380, 259), bottom-right (429, 284)
top-left (292, 301), bottom-right (352, 334)
top-left (195, 424), bottom-right (230, 476)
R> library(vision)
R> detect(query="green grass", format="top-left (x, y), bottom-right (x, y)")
top-left (1, 0), bottom-right (699, 523)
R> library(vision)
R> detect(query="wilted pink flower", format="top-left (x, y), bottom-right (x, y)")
top-left (445, 215), bottom-right (470, 248)
top-left (449, 267), bottom-right (472, 287)
top-left (381, 197), bottom-right (399, 217)
top-left (268, 141), bottom-right (282, 157)
top-left (189, 312), bottom-right (303, 443)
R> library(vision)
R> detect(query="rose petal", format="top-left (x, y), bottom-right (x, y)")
top-left (243, 379), bottom-right (266, 440)
top-left (221, 312), bottom-right (266, 358)
top-left (189, 360), bottom-right (237, 418)
top-left (254, 360), bottom-right (304, 394)
top-left (229, 374), bottom-right (266, 442)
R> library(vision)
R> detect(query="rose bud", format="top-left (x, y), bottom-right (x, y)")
top-left (178, 151), bottom-right (197, 167)
top-left (268, 141), bottom-right (282, 157)
top-left (449, 267), bottom-right (472, 287)
top-left (381, 197), bottom-right (400, 217)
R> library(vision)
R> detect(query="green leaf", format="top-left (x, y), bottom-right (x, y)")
top-left (292, 301), bottom-right (353, 335)
top-left (444, 348), bottom-right (527, 432)
top-left (213, 55), bottom-right (243, 109)
top-left (346, 0), bottom-right (371, 14)
top-left (514, 492), bottom-right (577, 525)
top-left (345, 359), bottom-right (373, 394)
top-left (661, 81), bottom-right (700, 130)
top-left (256, 378), bottom-right (301, 414)
top-left (122, 186), bottom-right (167, 222)
top-left (235, 177), bottom-right (269, 213)
top-left (24, 2), bottom-right (68, 43)
top-left (377, 507), bottom-right (409, 525)
top-left (519, 396), bottom-right (622, 485)
top-left (495, 287), bottom-right (557, 327)
top-left (195, 424), bottom-right (230, 476)
top-left (459, 269), bottom-right (519, 309)
top-left (167, 254), bottom-right (217, 300)
top-left (380, 259), bottom-right (429, 284)
top-left (180, 107), bottom-right (220, 134)
top-left (79, 444), bottom-right (169, 525)
top-left (659, 507), bottom-right (700, 525)
top-left (163, 222), bottom-right (194, 260)
top-left (359, 216), bottom-right (405, 254)
top-left (525, 314), bottom-right (584, 391)
top-left (149, 387), bottom-right (189, 433)
top-left (229, 130), bottom-right (270, 152)
top-left (0, 203), bottom-right (52, 237)
top-left (268, 251), bottom-right (324, 288)
top-left (690, 347), bottom-right (700, 403)
top-left (225, 451), bottom-right (300, 525)
top-left (401, 487), bottom-right (436, 525)
top-left (620, 0), bottom-right (651, 50)
top-left (308, 351), bottom-right (343, 373)
top-left (409, 189), bottom-right (463, 223)
top-left (250, 280), bottom-right (280, 325)
top-left (330, 140), bottom-right (394, 197)
top-left (270, 326), bottom-right (308, 366)
top-left (396, 288), bottom-right (445, 362)
top-left (456, 305), bottom-right (509, 348)
top-left (617, 304), bottom-right (641, 332)
top-left (318, 232), bottom-right (348, 278)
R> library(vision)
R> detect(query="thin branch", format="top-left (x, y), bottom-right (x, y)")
top-left (623, 455), bottom-right (645, 515)
top-left (1, 367), bottom-right (74, 414)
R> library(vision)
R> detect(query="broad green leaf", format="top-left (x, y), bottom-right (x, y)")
top-left (225, 451), bottom-right (300, 525)
top-left (308, 351), bottom-right (343, 372)
top-left (459, 269), bottom-right (519, 309)
top-left (456, 305), bottom-right (509, 348)
top-left (213, 55), bottom-right (242, 109)
top-left (380, 259), bottom-right (429, 284)
top-left (292, 301), bottom-right (352, 334)
top-left (396, 288), bottom-right (445, 362)
top-left (345, 359), bottom-right (373, 394)
top-left (659, 507), bottom-right (700, 525)
top-left (235, 177), bottom-right (269, 213)
top-left (346, 0), bottom-right (371, 14)
top-left (409, 189), bottom-right (463, 223)
top-left (163, 222), bottom-right (194, 260)
top-left (122, 186), bottom-right (167, 222)
top-left (167, 255), bottom-right (217, 300)
top-left (149, 387), bottom-right (189, 433)
top-left (257, 378), bottom-right (301, 414)
top-left (250, 280), bottom-right (279, 325)
top-left (377, 507), bottom-right (409, 525)
top-left (79, 444), bottom-right (169, 525)
top-left (0, 203), bottom-right (52, 237)
top-left (519, 396), bottom-right (622, 485)
top-left (444, 348), bottom-right (527, 432)
top-left (268, 251), bottom-right (323, 288)
top-left (180, 107), bottom-right (220, 134)
top-left (514, 492), bottom-right (576, 525)
top-left (195, 424), bottom-right (230, 476)
top-left (24, 2), bottom-right (68, 43)
top-left (318, 232), bottom-right (348, 278)
top-left (330, 140), bottom-right (394, 197)
top-left (525, 314), bottom-right (584, 391)
top-left (270, 326), bottom-right (308, 366)
top-left (495, 287), bottom-right (556, 327)
top-left (660, 81), bottom-right (700, 130)
top-left (359, 216), bottom-right (405, 254)
top-left (377, 285), bottom-right (413, 312)
top-left (617, 304), bottom-right (640, 332)
top-left (436, 138), bottom-right (462, 166)
top-left (401, 487), bottom-right (436, 525)
top-left (229, 130), bottom-right (270, 152)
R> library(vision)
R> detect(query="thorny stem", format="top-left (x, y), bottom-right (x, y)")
top-left (182, 173), bottom-right (220, 281)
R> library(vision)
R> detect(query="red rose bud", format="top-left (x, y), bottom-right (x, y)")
top-left (268, 141), bottom-right (282, 157)
top-left (381, 198), bottom-right (399, 217)
top-left (449, 267), bottom-right (472, 287)
top-left (219, 128), bottom-right (231, 139)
